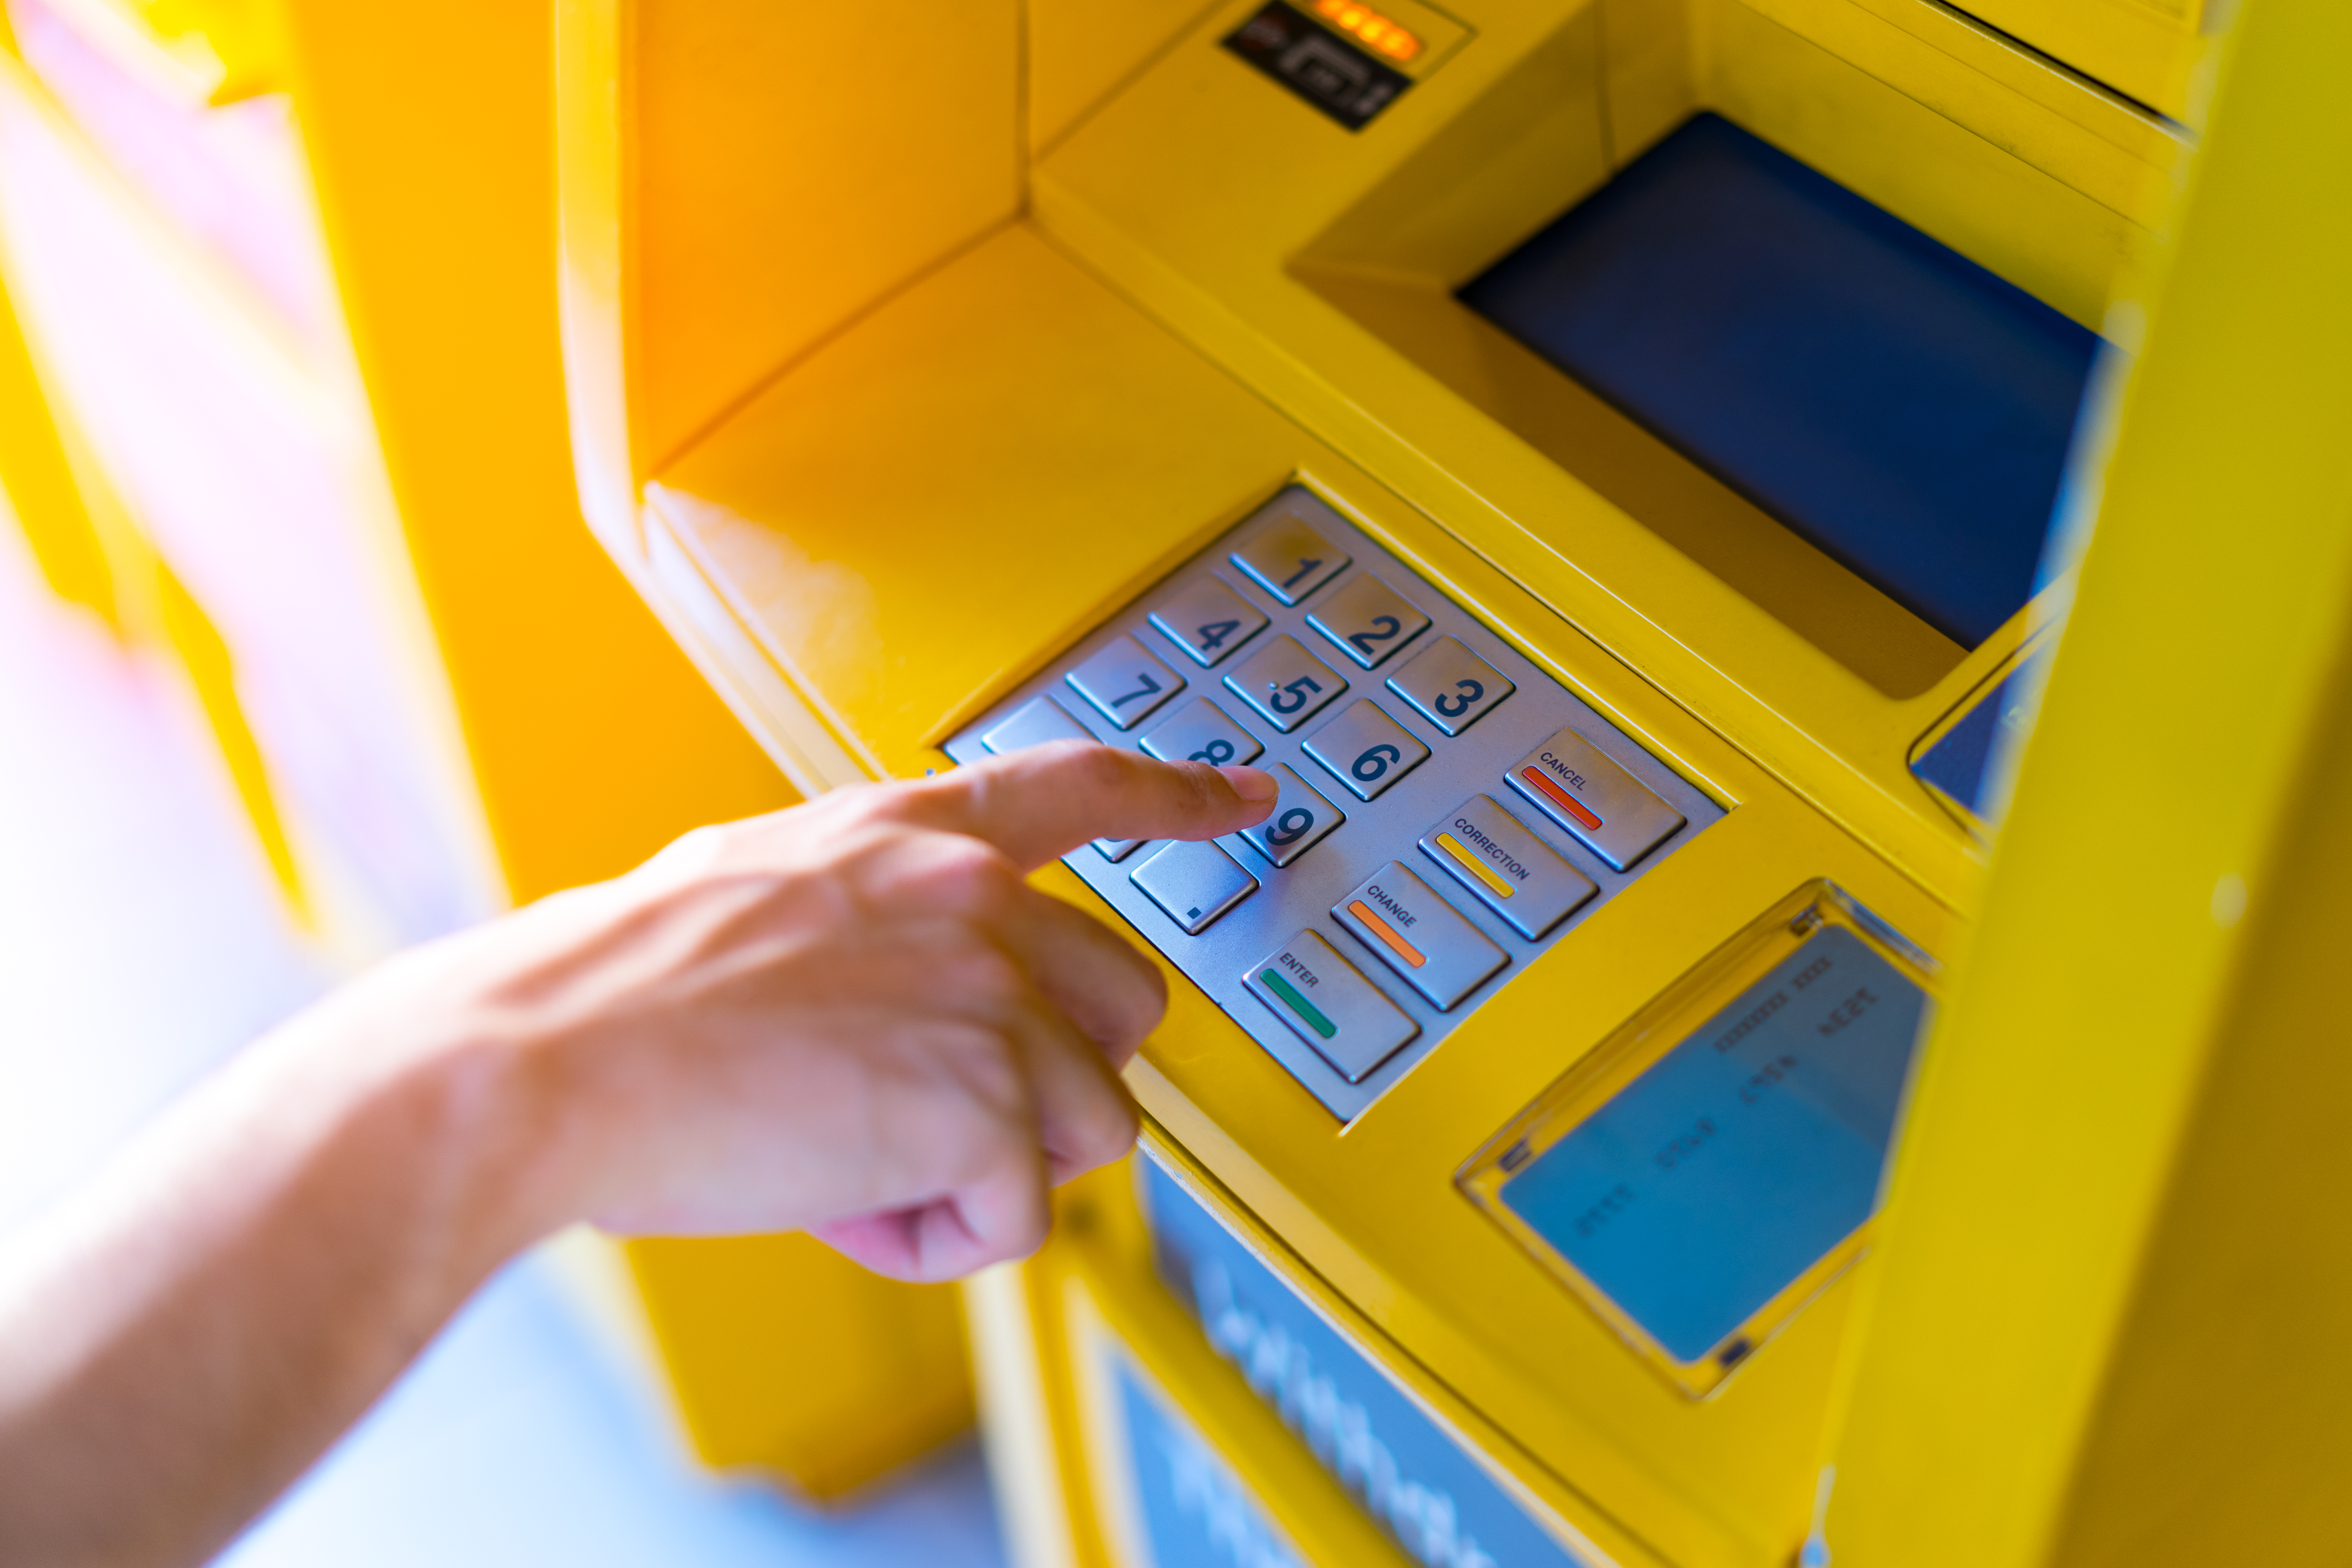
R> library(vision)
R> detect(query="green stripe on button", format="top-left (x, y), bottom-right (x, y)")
top-left (1262, 969), bottom-right (1337, 1039)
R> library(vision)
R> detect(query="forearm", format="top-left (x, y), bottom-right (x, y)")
top-left (0, 962), bottom-right (563, 1568)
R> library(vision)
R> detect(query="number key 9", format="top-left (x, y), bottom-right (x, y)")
top-left (1237, 765), bottom-right (1347, 868)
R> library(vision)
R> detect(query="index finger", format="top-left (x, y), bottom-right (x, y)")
top-left (896, 742), bottom-right (1276, 870)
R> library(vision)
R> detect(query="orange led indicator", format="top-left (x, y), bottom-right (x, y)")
top-left (1314, 0), bottom-right (1424, 61)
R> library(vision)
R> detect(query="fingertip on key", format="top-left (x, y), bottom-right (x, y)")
top-left (1222, 765), bottom-right (1280, 808)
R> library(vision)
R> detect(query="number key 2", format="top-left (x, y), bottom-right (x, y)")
top-left (1307, 573), bottom-right (1431, 670)
top-left (1147, 576), bottom-right (1269, 668)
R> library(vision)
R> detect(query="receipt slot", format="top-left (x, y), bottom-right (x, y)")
top-left (556, 0), bottom-right (2352, 1562)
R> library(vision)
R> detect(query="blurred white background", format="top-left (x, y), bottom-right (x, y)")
top-left (0, 516), bottom-right (1005, 1567)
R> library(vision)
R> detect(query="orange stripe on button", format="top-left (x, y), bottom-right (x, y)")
top-left (1348, 900), bottom-right (1427, 968)
top-left (1520, 766), bottom-right (1603, 832)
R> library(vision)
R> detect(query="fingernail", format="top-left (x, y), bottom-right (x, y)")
top-left (1222, 765), bottom-right (1278, 805)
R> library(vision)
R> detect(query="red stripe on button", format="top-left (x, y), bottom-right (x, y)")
top-left (1520, 766), bottom-right (1603, 832)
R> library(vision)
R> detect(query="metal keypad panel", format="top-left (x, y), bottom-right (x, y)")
top-left (944, 485), bottom-right (1725, 1120)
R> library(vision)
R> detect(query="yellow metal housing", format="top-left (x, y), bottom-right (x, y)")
top-left (551, 0), bottom-right (2352, 1561)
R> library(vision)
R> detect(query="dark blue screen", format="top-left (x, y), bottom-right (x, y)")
top-left (1459, 113), bottom-right (2099, 647)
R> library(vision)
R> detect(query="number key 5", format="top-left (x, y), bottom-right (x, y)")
top-left (1225, 635), bottom-right (1348, 732)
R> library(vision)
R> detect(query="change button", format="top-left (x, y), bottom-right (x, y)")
top-left (1332, 862), bottom-right (1506, 1010)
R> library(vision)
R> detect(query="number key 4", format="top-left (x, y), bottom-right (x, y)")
top-left (1147, 575), bottom-right (1269, 668)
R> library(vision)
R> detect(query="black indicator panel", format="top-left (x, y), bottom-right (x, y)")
top-left (1223, 1), bottom-right (1411, 130)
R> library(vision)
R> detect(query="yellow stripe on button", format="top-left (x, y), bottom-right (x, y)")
top-left (1435, 832), bottom-right (1515, 899)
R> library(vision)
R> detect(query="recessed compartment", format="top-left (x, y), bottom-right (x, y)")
top-left (1291, 0), bottom-right (2174, 699)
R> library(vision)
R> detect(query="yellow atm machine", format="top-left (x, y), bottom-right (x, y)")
top-left (556, 0), bottom-right (2352, 1561)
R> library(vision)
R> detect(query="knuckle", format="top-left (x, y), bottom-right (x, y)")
top-left (916, 837), bottom-right (1020, 916)
top-left (1068, 1094), bottom-right (1141, 1169)
top-left (941, 948), bottom-right (1028, 1017)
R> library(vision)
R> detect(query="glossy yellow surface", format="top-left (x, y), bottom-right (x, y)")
top-left (0, 34), bottom-right (313, 918)
top-left (598, 202), bottom-right (1958, 1558)
top-left (626, 1234), bottom-right (974, 1498)
top-left (281, 0), bottom-right (976, 1493)
top-left (553, 0), bottom-right (2352, 1560)
top-left (1823, 0), bottom-right (2352, 1560)
top-left (0, 0), bottom-right (971, 1497)
top-left (1948, 0), bottom-right (2208, 122)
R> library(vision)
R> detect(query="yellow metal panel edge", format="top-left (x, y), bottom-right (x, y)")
top-left (640, 495), bottom-right (879, 794)
top-left (1128, 1117), bottom-right (1670, 1568)
top-left (967, 1240), bottom-right (1104, 1568)
top-left (555, 0), bottom-right (641, 562)
top-left (1062, 1265), bottom-right (1421, 1568)
top-left (1823, 0), bottom-right (2352, 1560)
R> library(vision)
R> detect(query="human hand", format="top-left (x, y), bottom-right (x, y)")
top-left (361, 741), bottom-right (1274, 1282)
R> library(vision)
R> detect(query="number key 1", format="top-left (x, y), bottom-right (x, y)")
top-left (1148, 575), bottom-right (1269, 668)
top-left (1236, 764), bottom-right (1346, 868)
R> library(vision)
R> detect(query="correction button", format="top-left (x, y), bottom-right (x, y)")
top-left (1225, 635), bottom-right (1347, 733)
top-left (1245, 929), bottom-right (1420, 1084)
top-left (1419, 795), bottom-right (1597, 939)
top-left (1333, 862), bottom-right (1507, 1010)
top-left (1229, 510), bottom-right (1350, 607)
top-left (1235, 764), bottom-right (1344, 868)
top-left (1066, 635), bottom-right (1185, 731)
top-left (1140, 697), bottom-right (1264, 769)
top-left (1306, 573), bottom-right (1432, 670)
top-left (1386, 636), bottom-right (1515, 736)
top-left (1148, 576), bottom-right (1269, 668)
top-left (1132, 840), bottom-right (1258, 936)
top-left (1507, 727), bottom-right (1688, 872)
top-left (1302, 700), bottom-right (1429, 802)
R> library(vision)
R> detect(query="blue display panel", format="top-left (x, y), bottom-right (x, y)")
top-left (1140, 1155), bottom-right (1594, 1568)
top-left (1498, 926), bottom-right (1927, 1363)
top-left (1912, 642), bottom-right (2051, 821)
top-left (1110, 1351), bottom-right (1310, 1568)
top-left (1460, 112), bottom-right (2099, 648)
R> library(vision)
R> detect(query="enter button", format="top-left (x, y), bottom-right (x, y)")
top-left (1419, 795), bottom-right (1597, 939)
top-left (1243, 929), bottom-right (1420, 1083)
top-left (1332, 862), bottom-right (1506, 1010)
